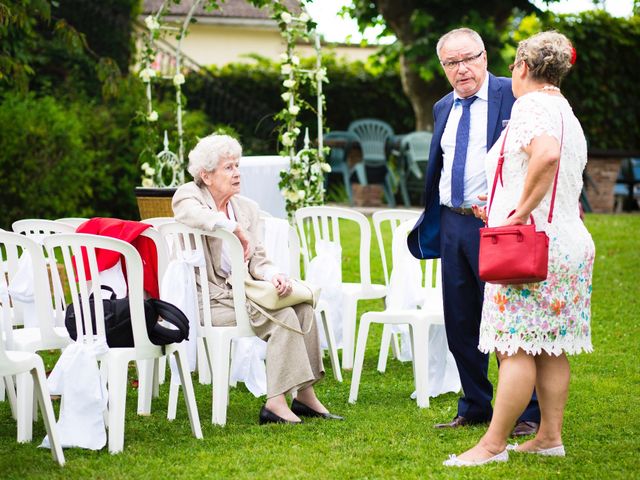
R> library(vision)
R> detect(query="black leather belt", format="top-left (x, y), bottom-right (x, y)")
top-left (446, 206), bottom-right (474, 216)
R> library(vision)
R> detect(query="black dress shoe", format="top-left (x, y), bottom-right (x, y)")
top-left (434, 415), bottom-right (488, 429)
top-left (511, 420), bottom-right (539, 437)
top-left (259, 406), bottom-right (302, 425)
top-left (291, 399), bottom-right (344, 420)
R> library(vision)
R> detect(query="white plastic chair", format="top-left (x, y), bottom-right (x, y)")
top-left (295, 206), bottom-right (386, 369)
top-left (0, 315), bottom-right (65, 465)
top-left (142, 217), bottom-right (175, 228)
top-left (159, 222), bottom-right (254, 426)
top-left (260, 214), bottom-right (342, 382)
top-left (54, 217), bottom-right (88, 228)
top-left (0, 230), bottom-right (71, 442)
top-left (348, 221), bottom-right (444, 408)
top-left (372, 209), bottom-right (420, 372)
top-left (44, 232), bottom-right (202, 453)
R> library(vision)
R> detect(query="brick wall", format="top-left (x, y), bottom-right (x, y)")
top-left (584, 157), bottom-right (623, 213)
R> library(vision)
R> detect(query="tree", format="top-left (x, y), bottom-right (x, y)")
top-left (344, 0), bottom-right (559, 130)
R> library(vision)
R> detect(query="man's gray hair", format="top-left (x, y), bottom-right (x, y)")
top-left (187, 134), bottom-right (242, 186)
top-left (436, 28), bottom-right (485, 60)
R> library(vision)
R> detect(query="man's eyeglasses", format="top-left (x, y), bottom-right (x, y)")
top-left (441, 51), bottom-right (484, 71)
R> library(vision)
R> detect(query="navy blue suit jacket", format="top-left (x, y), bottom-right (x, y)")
top-left (407, 73), bottom-right (515, 259)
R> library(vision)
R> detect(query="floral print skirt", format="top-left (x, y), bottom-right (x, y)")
top-left (479, 233), bottom-right (595, 356)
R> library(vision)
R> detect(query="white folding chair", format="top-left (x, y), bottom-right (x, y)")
top-left (260, 214), bottom-right (342, 382)
top-left (295, 206), bottom-right (386, 369)
top-left (44, 233), bottom-right (202, 453)
top-left (0, 314), bottom-right (65, 465)
top-left (160, 222), bottom-right (254, 426)
top-left (372, 209), bottom-right (420, 372)
top-left (0, 230), bottom-right (71, 442)
top-left (349, 221), bottom-right (445, 408)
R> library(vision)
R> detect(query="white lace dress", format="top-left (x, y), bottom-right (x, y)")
top-left (478, 92), bottom-right (595, 356)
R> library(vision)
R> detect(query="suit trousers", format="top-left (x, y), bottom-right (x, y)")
top-left (440, 207), bottom-right (540, 423)
top-left (211, 294), bottom-right (325, 399)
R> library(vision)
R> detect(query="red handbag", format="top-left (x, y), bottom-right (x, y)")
top-left (479, 118), bottom-right (563, 285)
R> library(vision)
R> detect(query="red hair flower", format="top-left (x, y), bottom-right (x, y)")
top-left (570, 46), bottom-right (577, 65)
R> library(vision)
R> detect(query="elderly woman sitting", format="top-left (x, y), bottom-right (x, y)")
top-left (172, 134), bottom-right (342, 424)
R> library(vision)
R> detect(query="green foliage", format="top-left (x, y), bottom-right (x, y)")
top-left (0, 92), bottom-right (94, 227)
top-left (0, 214), bottom-right (638, 479)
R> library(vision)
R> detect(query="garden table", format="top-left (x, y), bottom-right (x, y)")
top-left (240, 155), bottom-right (290, 218)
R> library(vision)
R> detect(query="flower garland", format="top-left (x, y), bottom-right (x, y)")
top-left (272, 1), bottom-right (331, 219)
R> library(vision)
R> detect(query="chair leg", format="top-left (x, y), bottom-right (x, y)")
top-left (353, 163), bottom-right (368, 185)
top-left (4, 375), bottom-right (18, 420)
top-left (399, 174), bottom-right (411, 207)
top-left (136, 359), bottom-right (154, 415)
top-left (170, 347), bottom-right (203, 439)
top-left (167, 377), bottom-right (180, 421)
top-left (157, 356), bottom-right (167, 385)
top-left (107, 357), bottom-right (129, 454)
top-left (410, 323), bottom-right (429, 408)
top-left (383, 174), bottom-right (396, 208)
top-left (197, 338), bottom-right (211, 385)
top-left (318, 309), bottom-right (342, 382)
top-left (348, 316), bottom-right (372, 404)
top-left (16, 371), bottom-right (34, 443)
top-left (32, 364), bottom-right (65, 466)
top-left (377, 325), bottom-right (393, 373)
top-left (210, 335), bottom-right (232, 426)
top-left (342, 170), bottom-right (354, 206)
top-left (341, 296), bottom-right (358, 370)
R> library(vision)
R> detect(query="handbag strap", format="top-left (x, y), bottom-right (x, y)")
top-left (487, 114), bottom-right (565, 224)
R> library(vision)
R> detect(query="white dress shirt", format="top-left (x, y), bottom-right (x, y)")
top-left (439, 74), bottom-right (490, 208)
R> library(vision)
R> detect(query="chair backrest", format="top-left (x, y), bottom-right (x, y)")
top-left (43, 233), bottom-right (158, 353)
top-left (371, 209), bottom-right (420, 286)
top-left (55, 217), bottom-right (88, 228)
top-left (143, 217), bottom-right (175, 228)
top-left (0, 231), bottom-right (66, 347)
top-left (295, 206), bottom-right (374, 286)
top-left (401, 131), bottom-right (432, 173)
top-left (12, 219), bottom-right (76, 237)
top-left (348, 119), bottom-right (394, 165)
top-left (158, 222), bottom-right (253, 337)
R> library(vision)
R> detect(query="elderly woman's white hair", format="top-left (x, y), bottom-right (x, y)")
top-left (188, 134), bottom-right (242, 186)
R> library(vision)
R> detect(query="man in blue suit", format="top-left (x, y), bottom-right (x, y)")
top-left (407, 28), bottom-right (540, 435)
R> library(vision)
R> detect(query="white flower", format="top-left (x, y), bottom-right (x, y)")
top-left (141, 162), bottom-right (150, 170)
top-left (279, 53), bottom-right (289, 62)
top-left (173, 73), bottom-right (185, 86)
top-left (283, 79), bottom-right (296, 89)
top-left (293, 127), bottom-right (301, 135)
top-left (281, 64), bottom-right (293, 75)
top-left (145, 167), bottom-right (156, 176)
top-left (281, 92), bottom-right (292, 102)
top-left (315, 67), bottom-right (328, 82)
top-left (280, 12), bottom-right (292, 24)
top-left (288, 105), bottom-right (300, 115)
top-left (142, 178), bottom-right (154, 188)
top-left (282, 132), bottom-right (295, 147)
top-left (144, 15), bottom-right (160, 31)
top-left (298, 190), bottom-right (306, 200)
top-left (148, 111), bottom-right (158, 122)
top-left (139, 67), bottom-right (156, 83)
top-left (290, 55), bottom-right (300, 66)
top-left (321, 162), bottom-right (332, 173)
top-left (299, 12), bottom-right (310, 22)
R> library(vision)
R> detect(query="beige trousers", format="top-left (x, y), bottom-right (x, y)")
top-left (210, 292), bottom-right (325, 398)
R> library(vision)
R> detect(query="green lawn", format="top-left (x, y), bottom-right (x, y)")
top-left (1, 214), bottom-right (639, 479)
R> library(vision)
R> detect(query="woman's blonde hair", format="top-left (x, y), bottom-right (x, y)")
top-left (516, 31), bottom-right (574, 86)
top-left (188, 134), bottom-right (242, 186)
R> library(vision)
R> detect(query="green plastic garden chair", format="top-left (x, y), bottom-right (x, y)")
top-left (324, 131), bottom-right (359, 206)
top-left (348, 119), bottom-right (396, 207)
top-left (395, 131), bottom-right (432, 206)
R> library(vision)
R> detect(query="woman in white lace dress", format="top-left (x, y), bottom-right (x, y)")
top-left (444, 31), bottom-right (595, 466)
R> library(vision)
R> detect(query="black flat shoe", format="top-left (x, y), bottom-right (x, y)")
top-left (259, 406), bottom-right (302, 425)
top-left (291, 399), bottom-right (344, 420)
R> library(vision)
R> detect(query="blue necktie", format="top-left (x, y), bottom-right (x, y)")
top-left (451, 96), bottom-right (478, 208)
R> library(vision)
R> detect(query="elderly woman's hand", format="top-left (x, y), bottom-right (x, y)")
top-left (272, 273), bottom-right (293, 297)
